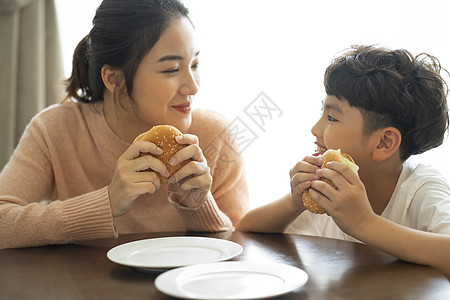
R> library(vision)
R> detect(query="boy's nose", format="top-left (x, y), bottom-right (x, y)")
top-left (311, 118), bottom-right (322, 138)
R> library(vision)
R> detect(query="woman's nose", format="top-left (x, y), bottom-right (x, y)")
top-left (180, 71), bottom-right (199, 95)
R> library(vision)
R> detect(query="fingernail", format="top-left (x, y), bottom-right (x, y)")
top-left (168, 176), bottom-right (176, 184)
top-left (169, 157), bottom-right (176, 166)
top-left (156, 147), bottom-right (163, 154)
top-left (165, 170), bottom-right (171, 177)
top-left (175, 135), bottom-right (183, 142)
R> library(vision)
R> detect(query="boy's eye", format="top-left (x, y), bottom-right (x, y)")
top-left (327, 114), bottom-right (337, 122)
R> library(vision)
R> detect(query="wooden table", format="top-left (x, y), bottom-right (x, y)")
top-left (1, 231), bottom-right (448, 299)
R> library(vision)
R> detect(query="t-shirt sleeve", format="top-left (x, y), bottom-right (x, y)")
top-left (410, 178), bottom-right (450, 234)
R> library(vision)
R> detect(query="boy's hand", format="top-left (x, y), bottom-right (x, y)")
top-left (309, 161), bottom-right (375, 236)
top-left (289, 155), bottom-right (323, 207)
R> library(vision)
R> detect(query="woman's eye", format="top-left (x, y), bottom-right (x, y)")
top-left (191, 63), bottom-right (199, 70)
top-left (327, 114), bottom-right (337, 122)
top-left (163, 68), bottom-right (179, 74)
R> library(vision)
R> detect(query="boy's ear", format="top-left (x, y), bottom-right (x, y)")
top-left (101, 65), bottom-right (124, 93)
top-left (372, 127), bottom-right (402, 162)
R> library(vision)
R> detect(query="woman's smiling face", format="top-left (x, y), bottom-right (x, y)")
top-left (128, 17), bottom-right (200, 133)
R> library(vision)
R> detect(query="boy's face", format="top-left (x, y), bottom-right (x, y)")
top-left (311, 95), bottom-right (373, 167)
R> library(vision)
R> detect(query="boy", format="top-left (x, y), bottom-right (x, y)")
top-left (237, 45), bottom-right (450, 277)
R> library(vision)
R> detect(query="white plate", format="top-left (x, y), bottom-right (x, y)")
top-left (155, 261), bottom-right (308, 299)
top-left (107, 236), bottom-right (243, 271)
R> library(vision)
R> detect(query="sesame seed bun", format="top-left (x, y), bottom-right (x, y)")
top-left (301, 149), bottom-right (359, 214)
top-left (134, 125), bottom-right (189, 183)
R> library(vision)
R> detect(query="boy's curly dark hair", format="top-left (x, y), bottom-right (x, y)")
top-left (324, 45), bottom-right (449, 161)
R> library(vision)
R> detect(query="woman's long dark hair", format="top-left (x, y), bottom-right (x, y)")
top-left (64, 0), bottom-right (190, 103)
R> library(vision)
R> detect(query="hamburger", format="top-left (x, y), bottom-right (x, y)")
top-left (134, 125), bottom-right (190, 183)
top-left (302, 149), bottom-right (359, 214)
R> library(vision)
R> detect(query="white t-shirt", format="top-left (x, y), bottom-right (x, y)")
top-left (285, 159), bottom-right (450, 242)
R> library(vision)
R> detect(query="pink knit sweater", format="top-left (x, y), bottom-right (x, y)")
top-left (0, 101), bottom-right (249, 249)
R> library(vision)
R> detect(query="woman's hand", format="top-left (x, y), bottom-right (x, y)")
top-left (108, 141), bottom-right (170, 217)
top-left (289, 155), bottom-right (322, 207)
top-left (310, 161), bottom-right (375, 236)
top-left (166, 134), bottom-right (212, 208)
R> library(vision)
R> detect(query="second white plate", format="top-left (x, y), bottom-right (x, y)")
top-left (155, 261), bottom-right (308, 299)
top-left (107, 236), bottom-right (243, 271)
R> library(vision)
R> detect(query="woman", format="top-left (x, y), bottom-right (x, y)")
top-left (0, 0), bottom-right (249, 249)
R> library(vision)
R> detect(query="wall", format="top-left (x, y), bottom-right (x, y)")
top-left (56, 0), bottom-right (450, 208)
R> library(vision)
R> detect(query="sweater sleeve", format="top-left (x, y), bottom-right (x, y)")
top-left (167, 136), bottom-right (248, 231)
top-left (170, 191), bottom-right (232, 231)
top-left (0, 114), bottom-right (117, 249)
top-left (188, 109), bottom-right (250, 229)
top-left (207, 134), bottom-right (250, 228)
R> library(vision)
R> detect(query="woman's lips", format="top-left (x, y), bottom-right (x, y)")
top-left (172, 103), bottom-right (191, 114)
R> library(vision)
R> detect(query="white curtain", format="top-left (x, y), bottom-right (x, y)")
top-left (0, 0), bottom-right (64, 169)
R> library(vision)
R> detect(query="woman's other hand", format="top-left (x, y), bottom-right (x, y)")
top-left (167, 134), bottom-right (212, 208)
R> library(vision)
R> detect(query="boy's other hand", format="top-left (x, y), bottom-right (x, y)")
top-left (290, 155), bottom-right (323, 206)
